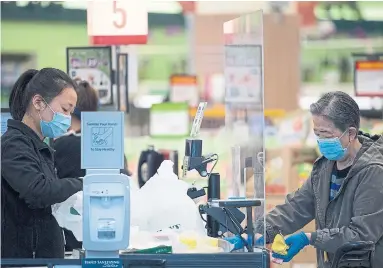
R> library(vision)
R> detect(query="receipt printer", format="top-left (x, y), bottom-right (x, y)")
top-left (83, 173), bottom-right (130, 252)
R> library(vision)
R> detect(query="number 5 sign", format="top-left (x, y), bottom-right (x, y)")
top-left (87, 1), bottom-right (148, 45)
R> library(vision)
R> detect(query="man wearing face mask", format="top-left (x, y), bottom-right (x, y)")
top-left (1, 68), bottom-right (82, 258)
top-left (226, 91), bottom-right (383, 267)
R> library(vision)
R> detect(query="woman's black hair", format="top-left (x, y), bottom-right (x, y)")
top-left (9, 68), bottom-right (77, 121)
top-left (73, 78), bottom-right (99, 112)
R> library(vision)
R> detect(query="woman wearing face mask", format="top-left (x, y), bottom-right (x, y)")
top-left (1, 68), bottom-right (83, 258)
top-left (226, 91), bottom-right (383, 268)
top-left (53, 79), bottom-right (131, 252)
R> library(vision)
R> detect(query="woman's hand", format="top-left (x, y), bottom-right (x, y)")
top-left (272, 232), bottom-right (310, 262)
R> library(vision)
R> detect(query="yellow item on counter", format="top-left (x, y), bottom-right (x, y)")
top-left (179, 236), bottom-right (197, 249)
top-left (202, 237), bottom-right (219, 247)
top-left (179, 235), bottom-right (219, 250)
top-left (271, 234), bottom-right (289, 255)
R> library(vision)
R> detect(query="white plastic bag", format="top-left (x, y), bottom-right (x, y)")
top-left (131, 160), bottom-right (205, 235)
top-left (52, 191), bottom-right (83, 241)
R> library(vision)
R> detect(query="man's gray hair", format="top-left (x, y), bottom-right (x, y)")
top-left (309, 91), bottom-right (360, 132)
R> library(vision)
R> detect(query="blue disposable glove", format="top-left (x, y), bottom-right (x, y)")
top-left (225, 235), bottom-right (264, 250)
top-left (224, 236), bottom-right (245, 250)
top-left (272, 232), bottom-right (310, 262)
top-left (255, 235), bottom-right (264, 246)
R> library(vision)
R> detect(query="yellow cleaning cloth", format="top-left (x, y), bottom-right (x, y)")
top-left (271, 234), bottom-right (289, 255)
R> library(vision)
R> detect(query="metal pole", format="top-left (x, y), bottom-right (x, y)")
top-left (207, 173), bottom-right (221, 237)
top-left (246, 206), bottom-right (254, 252)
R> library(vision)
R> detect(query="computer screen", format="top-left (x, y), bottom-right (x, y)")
top-left (1, 108), bottom-right (12, 136)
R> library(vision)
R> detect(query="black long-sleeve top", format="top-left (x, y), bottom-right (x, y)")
top-left (1, 119), bottom-right (82, 258)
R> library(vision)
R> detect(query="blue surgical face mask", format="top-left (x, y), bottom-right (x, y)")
top-left (317, 130), bottom-right (349, 161)
top-left (39, 103), bottom-right (71, 138)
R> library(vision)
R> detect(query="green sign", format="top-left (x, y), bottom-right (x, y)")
top-left (314, 2), bottom-right (383, 21)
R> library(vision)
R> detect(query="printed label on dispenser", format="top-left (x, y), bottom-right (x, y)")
top-left (82, 258), bottom-right (122, 268)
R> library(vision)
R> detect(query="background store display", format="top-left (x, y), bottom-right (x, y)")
top-left (67, 46), bottom-right (113, 105)
top-left (149, 102), bottom-right (189, 138)
top-left (1, 108), bottom-right (12, 136)
top-left (117, 53), bottom-right (129, 112)
top-left (354, 59), bottom-right (383, 97)
top-left (169, 74), bottom-right (199, 107)
top-left (224, 45), bottom-right (263, 104)
top-left (0, 55), bottom-right (34, 108)
top-left (276, 111), bottom-right (312, 146)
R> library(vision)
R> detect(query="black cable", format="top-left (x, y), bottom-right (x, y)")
top-left (186, 154), bottom-right (218, 177)
top-left (207, 154), bottom-right (219, 180)
top-left (195, 154), bottom-right (219, 225)
top-left (196, 154), bottom-right (218, 225)
top-left (198, 205), bottom-right (207, 223)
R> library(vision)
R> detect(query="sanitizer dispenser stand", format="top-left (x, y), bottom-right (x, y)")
top-left (83, 169), bottom-right (130, 259)
top-left (80, 112), bottom-right (129, 263)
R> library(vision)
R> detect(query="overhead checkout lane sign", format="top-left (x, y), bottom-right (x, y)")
top-left (87, 1), bottom-right (148, 45)
top-left (354, 60), bottom-right (383, 97)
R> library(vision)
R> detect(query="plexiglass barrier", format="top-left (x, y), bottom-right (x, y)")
top-left (224, 10), bottom-right (266, 249)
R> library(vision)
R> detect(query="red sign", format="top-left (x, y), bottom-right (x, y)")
top-left (356, 61), bottom-right (383, 70)
top-left (354, 60), bottom-right (383, 97)
top-left (296, 2), bottom-right (317, 27)
top-left (87, 1), bottom-right (148, 45)
top-left (178, 1), bottom-right (195, 14)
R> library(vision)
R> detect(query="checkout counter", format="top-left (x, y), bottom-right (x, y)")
top-left (1, 108), bottom-right (373, 268)
top-left (1, 110), bottom-right (270, 268)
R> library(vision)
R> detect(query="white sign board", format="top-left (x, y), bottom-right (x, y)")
top-left (81, 112), bottom-right (124, 169)
top-left (149, 103), bottom-right (189, 138)
top-left (354, 60), bottom-right (383, 97)
top-left (170, 75), bottom-right (199, 107)
top-left (87, 1), bottom-right (148, 44)
top-left (225, 45), bottom-right (263, 104)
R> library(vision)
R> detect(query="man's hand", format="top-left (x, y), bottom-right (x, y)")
top-left (272, 232), bottom-right (310, 262)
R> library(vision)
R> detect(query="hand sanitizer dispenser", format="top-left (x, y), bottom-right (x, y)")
top-left (83, 172), bottom-right (130, 257)
top-left (80, 111), bottom-right (128, 262)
